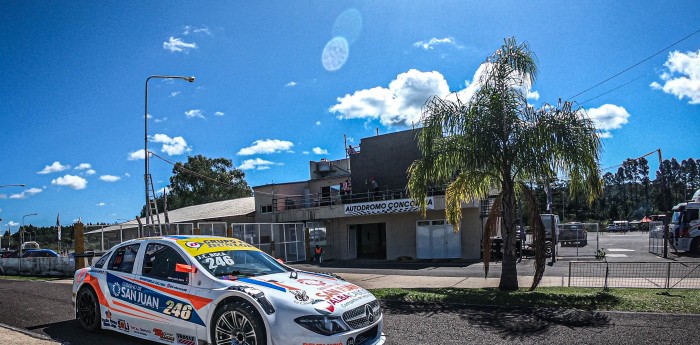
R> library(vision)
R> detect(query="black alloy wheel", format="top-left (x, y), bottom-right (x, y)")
top-left (77, 287), bottom-right (101, 332)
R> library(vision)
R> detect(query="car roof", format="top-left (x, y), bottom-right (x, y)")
top-left (113, 235), bottom-right (261, 254)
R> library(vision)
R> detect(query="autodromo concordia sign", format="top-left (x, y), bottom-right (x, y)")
top-left (344, 197), bottom-right (434, 216)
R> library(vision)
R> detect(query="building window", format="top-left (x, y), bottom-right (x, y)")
top-left (261, 204), bottom-right (273, 214)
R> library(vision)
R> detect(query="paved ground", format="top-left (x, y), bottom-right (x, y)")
top-left (1, 231), bottom-right (698, 344)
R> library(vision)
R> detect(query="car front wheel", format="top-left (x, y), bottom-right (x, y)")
top-left (212, 300), bottom-right (266, 345)
top-left (76, 287), bottom-right (100, 332)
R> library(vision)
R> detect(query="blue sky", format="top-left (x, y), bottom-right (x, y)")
top-left (1, 1), bottom-right (699, 229)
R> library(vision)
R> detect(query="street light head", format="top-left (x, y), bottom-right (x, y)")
top-left (187, 76), bottom-right (195, 83)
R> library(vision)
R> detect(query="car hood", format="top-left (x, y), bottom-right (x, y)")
top-left (221, 271), bottom-right (376, 315)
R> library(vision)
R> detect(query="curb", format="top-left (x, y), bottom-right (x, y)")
top-left (0, 322), bottom-right (59, 343)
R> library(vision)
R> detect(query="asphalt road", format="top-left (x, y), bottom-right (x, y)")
top-left (1, 279), bottom-right (699, 345)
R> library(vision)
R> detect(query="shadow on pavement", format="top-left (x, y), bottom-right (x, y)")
top-left (381, 301), bottom-right (610, 341)
top-left (27, 319), bottom-right (155, 345)
top-left (306, 259), bottom-right (480, 270)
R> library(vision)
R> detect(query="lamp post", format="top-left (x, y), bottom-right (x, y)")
top-left (144, 76), bottom-right (195, 235)
top-left (20, 213), bottom-right (37, 256)
top-left (0, 184), bottom-right (26, 188)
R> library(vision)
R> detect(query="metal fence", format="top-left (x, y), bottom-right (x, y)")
top-left (84, 222), bottom-right (307, 263)
top-left (648, 221), bottom-right (666, 256)
top-left (569, 261), bottom-right (700, 289)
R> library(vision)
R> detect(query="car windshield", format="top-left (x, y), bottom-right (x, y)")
top-left (193, 249), bottom-right (289, 278)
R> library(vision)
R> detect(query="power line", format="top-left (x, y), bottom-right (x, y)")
top-left (578, 75), bottom-right (644, 106)
top-left (568, 27), bottom-right (700, 101)
top-left (148, 151), bottom-right (240, 189)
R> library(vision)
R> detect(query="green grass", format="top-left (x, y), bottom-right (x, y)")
top-left (0, 275), bottom-right (67, 281)
top-left (369, 287), bottom-right (700, 314)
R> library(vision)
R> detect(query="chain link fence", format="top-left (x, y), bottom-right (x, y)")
top-left (569, 261), bottom-right (700, 289)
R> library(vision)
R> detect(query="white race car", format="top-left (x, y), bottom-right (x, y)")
top-left (72, 235), bottom-right (385, 345)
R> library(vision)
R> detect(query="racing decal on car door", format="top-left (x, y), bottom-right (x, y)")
top-left (106, 272), bottom-right (206, 326)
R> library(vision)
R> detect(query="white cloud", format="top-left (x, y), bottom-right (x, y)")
top-left (154, 117), bottom-right (167, 123)
top-left (302, 151), bottom-right (310, 155)
top-left (185, 109), bottom-right (205, 119)
top-left (312, 147), bottom-right (328, 155)
top-left (651, 49), bottom-right (700, 104)
top-left (128, 149), bottom-right (147, 161)
top-left (152, 133), bottom-right (191, 156)
top-left (214, 111), bottom-right (224, 116)
top-left (51, 174), bottom-right (88, 190)
top-left (75, 163), bottom-right (92, 170)
top-left (330, 69), bottom-right (450, 126)
top-left (8, 187), bottom-right (43, 200)
top-left (585, 104), bottom-right (631, 138)
top-left (170, 91), bottom-right (181, 97)
top-left (285, 81), bottom-right (297, 87)
top-left (145, 113), bottom-right (153, 119)
top-left (237, 139), bottom-right (294, 155)
top-left (331, 64), bottom-right (541, 127)
top-left (124, 173), bottom-right (131, 178)
top-left (163, 37), bottom-right (197, 53)
top-left (6, 221), bottom-right (19, 227)
top-left (526, 90), bottom-right (540, 100)
top-left (183, 25), bottom-right (211, 36)
top-left (238, 158), bottom-right (280, 170)
top-left (37, 161), bottom-right (70, 174)
top-left (315, 121), bottom-right (321, 126)
top-left (96, 202), bottom-right (106, 207)
top-left (413, 37), bottom-right (459, 50)
top-left (85, 169), bottom-right (96, 175)
top-left (99, 175), bottom-right (121, 182)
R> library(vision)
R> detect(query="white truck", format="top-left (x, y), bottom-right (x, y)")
top-left (670, 189), bottom-right (700, 253)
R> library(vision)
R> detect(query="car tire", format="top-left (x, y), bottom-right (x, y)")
top-left (690, 238), bottom-right (700, 255)
top-left (211, 300), bottom-right (267, 345)
top-left (76, 287), bottom-right (101, 332)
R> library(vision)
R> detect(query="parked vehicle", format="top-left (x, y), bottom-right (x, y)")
top-left (669, 189), bottom-right (700, 254)
top-left (610, 221), bottom-right (630, 233)
top-left (21, 241), bottom-right (40, 250)
top-left (0, 250), bottom-right (20, 258)
top-left (559, 222), bottom-right (587, 246)
top-left (22, 249), bottom-right (59, 258)
top-left (72, 235), bottom-right (385, 345)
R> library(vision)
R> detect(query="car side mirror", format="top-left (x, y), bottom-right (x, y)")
top-left (276, 258), bottom-right (285, 264)
top-left (176, 263), bottom-right (197, 273)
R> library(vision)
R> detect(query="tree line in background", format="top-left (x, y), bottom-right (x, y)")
top-left (2, 224), bottom-right (76, 251)
top-left (533, 157), bottom-right (700, 223)
top-left (140, 155), bottom-right (252, 218)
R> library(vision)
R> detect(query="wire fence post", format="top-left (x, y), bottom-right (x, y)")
top-left (604, 261), bottom-right (610, 291)
top-left (666, 262), bottom-right (671, 289)
top-left (568, 262), bottom-right (571, 287)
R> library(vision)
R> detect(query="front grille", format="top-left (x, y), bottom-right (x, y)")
top-left (342, 300), bottom-right (381, 329)
top-left (355, 324), bottom-right (379, 344)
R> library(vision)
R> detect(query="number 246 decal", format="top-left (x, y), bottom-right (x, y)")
top-left (164, 300), bottom-right (193, 320)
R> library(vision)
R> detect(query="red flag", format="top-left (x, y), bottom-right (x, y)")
top-left (57, 213), bottom-right (61, 241)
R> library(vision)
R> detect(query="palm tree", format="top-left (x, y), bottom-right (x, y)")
top-left (407, 37), bottom-right (602, 291)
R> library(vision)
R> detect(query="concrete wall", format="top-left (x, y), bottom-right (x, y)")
top-left (350, 129), bottom-right (422, 192)
top-left (324, 207), bottom-right (482, 261)
top-left (0, 257), bottom-right (74, 276)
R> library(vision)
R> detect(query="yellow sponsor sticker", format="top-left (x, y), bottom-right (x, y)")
top-left (176, 237), bottom-right (258, 255)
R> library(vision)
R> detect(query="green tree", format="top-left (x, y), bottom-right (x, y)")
top-left (407, 38), bottom-right (601, 291)
top-left (141, 155), bottom-right (252, 216)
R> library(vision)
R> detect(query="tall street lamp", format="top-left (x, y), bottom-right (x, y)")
top-left (144, 75), bottom-right (195, 233)
top-left (20, 213), bottom-right (37, 255)
top-left (0, 184), bottom-right (26, 188)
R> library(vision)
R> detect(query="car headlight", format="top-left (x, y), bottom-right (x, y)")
top-left (294, 315), bottom-right (350, 336)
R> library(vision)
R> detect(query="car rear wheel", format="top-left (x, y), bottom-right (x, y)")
top-left (212, 300), bottom-right (266, 345)
top-left (77, 287), bottom-right (100, 332)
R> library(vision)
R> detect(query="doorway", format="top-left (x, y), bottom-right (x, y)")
top-left (348, 223), bottom-right (386, 259)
